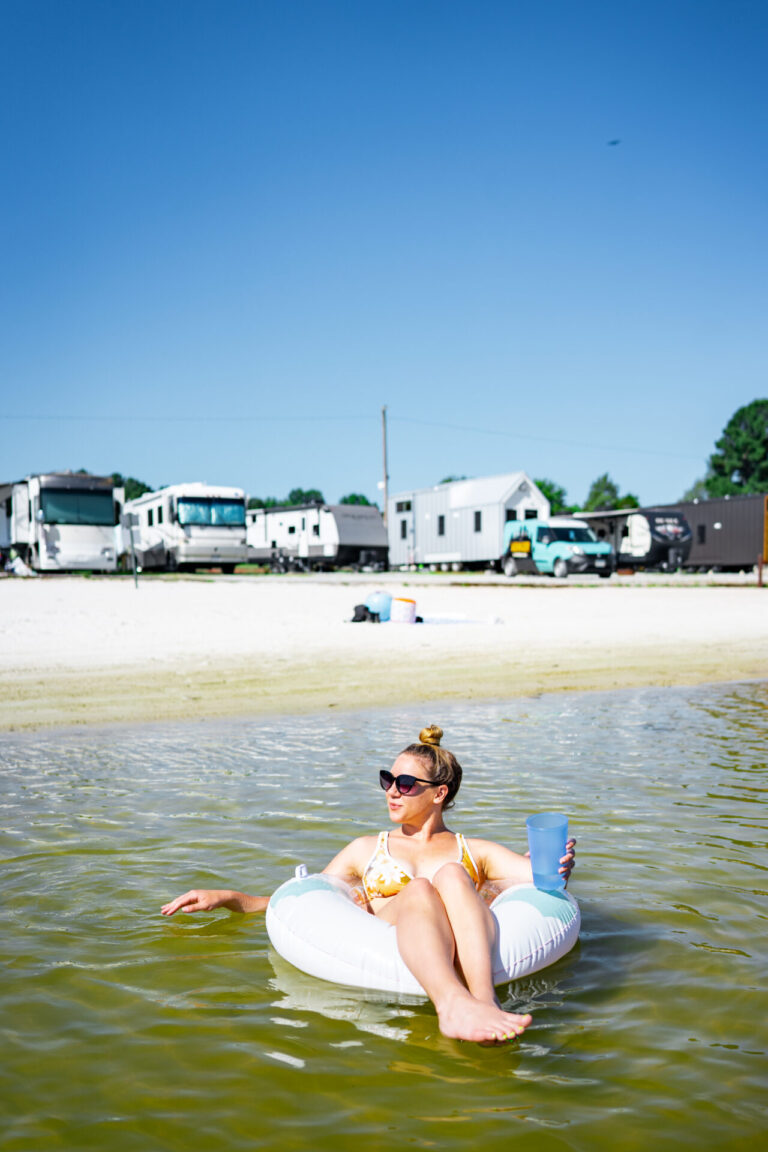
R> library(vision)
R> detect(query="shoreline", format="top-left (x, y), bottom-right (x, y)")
top-left (2, 575), bottom-right (766, 732)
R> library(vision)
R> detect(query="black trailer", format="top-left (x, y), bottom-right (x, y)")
top-left (653, 493), bottom-right (768, 572)
top-left (577, 507), bottom-right (692, 570)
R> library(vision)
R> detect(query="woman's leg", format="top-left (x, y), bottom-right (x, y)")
top-left (377, 877), bottom-right (531, 1044)
top-left (430, 862), bottom-right (500, 1006)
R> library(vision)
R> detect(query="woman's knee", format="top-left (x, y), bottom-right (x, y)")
top-left (432, 862), bottom-right (475, 896)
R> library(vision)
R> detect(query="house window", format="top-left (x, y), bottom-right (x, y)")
top-left (474, 511), bottom-right (482, 533)
top-left (437, 515), bottom-right (445, 536)
top-left (525, 508), bottom-right (538, 519)
top-left (400, 519), bottom-right (407, 539)
top-left (396, 501), bottom-right (412, 513)
top-left (505, 509), bottom-right (517, 521)
top-left (697, 524), bottom-right (706, 545)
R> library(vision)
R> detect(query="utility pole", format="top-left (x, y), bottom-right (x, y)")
top-left (381, 404), bottom-right (389, 525)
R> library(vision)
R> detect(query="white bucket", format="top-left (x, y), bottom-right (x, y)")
top-left (389, 597), bottom-right (417, 624)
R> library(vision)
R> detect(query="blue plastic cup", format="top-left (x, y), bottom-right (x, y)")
top-left (526, 812), bottom-right (568, 891)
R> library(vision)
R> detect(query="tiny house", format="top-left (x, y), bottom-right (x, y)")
top-left (387, 472), bottom-right (550, 570)
top-left (660, 494), bottom-right (768, 571)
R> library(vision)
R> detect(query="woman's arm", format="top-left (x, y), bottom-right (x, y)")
top-left (321, 836), bottom-right (375, 886)
top-left (472, 838), bottom-right (576, 889)
top-left (161, 889), bottom-right (269, 916)
top-left (161, 835), bottom-right (376, 917)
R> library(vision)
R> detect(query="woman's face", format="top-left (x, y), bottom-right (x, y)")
top-left (383, 753), bottom-right (445, 823)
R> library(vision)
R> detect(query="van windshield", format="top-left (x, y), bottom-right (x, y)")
top-left (550, 526), bottom-right (597, 544)
top-left (177, 498), bottom-right (246, 527)
top-left (41, 488), bottom-right (115, 526)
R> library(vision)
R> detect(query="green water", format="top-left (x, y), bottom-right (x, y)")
top-left (1, 684), bottom-right (766, 1151)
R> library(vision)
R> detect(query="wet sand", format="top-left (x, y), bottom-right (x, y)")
top-left (1, 573), bottom-right (766, 730)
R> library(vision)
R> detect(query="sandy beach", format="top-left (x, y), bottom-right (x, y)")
top-left (1, 572), bottom-right (766, 731)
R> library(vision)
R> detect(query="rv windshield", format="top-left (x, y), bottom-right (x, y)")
top-left (177, 498), bottom-right (246, 527)
top-left (550, 526), bottom-right (598, 544)
top-left (40, 488), bottom-right (115, 526)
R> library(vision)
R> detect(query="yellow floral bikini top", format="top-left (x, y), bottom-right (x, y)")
top-left (361, 830), bottom-right (481, 900)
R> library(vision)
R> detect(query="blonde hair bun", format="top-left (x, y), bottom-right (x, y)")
top-left (418, 724), bottom-right (443, 747)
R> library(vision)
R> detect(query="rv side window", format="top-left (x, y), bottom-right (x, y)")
top-left (157, 506), bottom-right (163, 525)
top-left (288, 525), bottom-right (296, 534)
top-left (474, 511), bottom-right (481, 533)
top-left (312, 525), bottom-right (320, 536)
top-left (697, 525), bottom-right (705, 544)
top-left (148, 509), bottom-right (154, 527)
top-left (437, 515), bottom-right (445, 536)
top-left (400, 519), bottom-right (407, 540)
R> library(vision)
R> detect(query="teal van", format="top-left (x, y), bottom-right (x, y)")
top-left (502, 516), bottom-right (614, 578)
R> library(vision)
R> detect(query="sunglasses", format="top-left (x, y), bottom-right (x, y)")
top-left (379, 769), bottom-right (440, 795)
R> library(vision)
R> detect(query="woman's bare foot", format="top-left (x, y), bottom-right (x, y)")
top-left (435, 990), bottom-right (532, 1044)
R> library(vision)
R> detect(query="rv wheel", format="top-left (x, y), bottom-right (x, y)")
top-left (502, 556), bottom-right (518, 578)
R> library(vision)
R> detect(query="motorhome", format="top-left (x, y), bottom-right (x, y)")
top-left (247, 502), bottom-right (388, 570)
top-left (387, 472), bottom-right (550, 570)
top-left (577, 508), bottom-right (692, 570)
top-left (502, 516), bottom-right (614, 577)
top-left (0, 472), bottom-right (124, 572)
top-left (124, 483), bottom-right (248, 572)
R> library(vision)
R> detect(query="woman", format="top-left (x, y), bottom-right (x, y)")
top-left (162, 725), bottom-right (576, 1045)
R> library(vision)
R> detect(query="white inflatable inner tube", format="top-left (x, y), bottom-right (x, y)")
top-left (266, 871), bottom-right (580, 997)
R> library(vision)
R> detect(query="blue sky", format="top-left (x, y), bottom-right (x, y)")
top-left (2, 0), bottom-right (766, 507)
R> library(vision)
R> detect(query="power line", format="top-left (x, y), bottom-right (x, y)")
top-left (0, 410), bottom-right (706, 461)
top-left (390, 415), bottom-right (705, 462)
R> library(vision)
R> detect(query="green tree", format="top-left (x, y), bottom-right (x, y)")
top-left (680, 475), bottom-right (711, 502)
top-left (533, 477), bottom-right (571, 515)
top-left (339, 493), bottom-right (371, 505)
top-left (708, 399), bottom-right (768, 496)
top-left (439, 474), bottom-right (468, 484)
top-left (287, 487), bottom-right (325, 506)
top-left (111, 472), bottom-right (153, 501)
top-left (248, 496), bottom-right (280, 509)
top-left (583, 473), bottom-right (640, 512)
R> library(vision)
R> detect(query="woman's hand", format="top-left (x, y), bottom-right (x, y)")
top-left (161, 889), bottom-right (269, 916)
top-left (559, 838), bottom-right (576, 887)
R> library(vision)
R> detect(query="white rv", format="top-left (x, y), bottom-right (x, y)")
top-left (247, 502), bottom-right (388, 570)
top-left (0, 472), bottom-right (124, 572)
top-left (387, 472), bottom-right (550, 570)
top-left (124, 483), bottom-right (248, 572)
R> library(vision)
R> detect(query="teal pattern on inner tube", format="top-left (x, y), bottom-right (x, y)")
top-left (268, 875), bottom-right (338, 908)
top-left (493, 886), bottom-right (576, 925)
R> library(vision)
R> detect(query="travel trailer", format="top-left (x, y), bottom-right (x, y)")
top-left (577, 508), bottom-right (692, 570)
top-left (247, 502), bottom-right (388, 570)
top-left (124, 483), bottom-right (248, 571)
top-left (387, 472), bottom-right (550, 570)
top-left (0, 472), bottom-right (124, 572)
